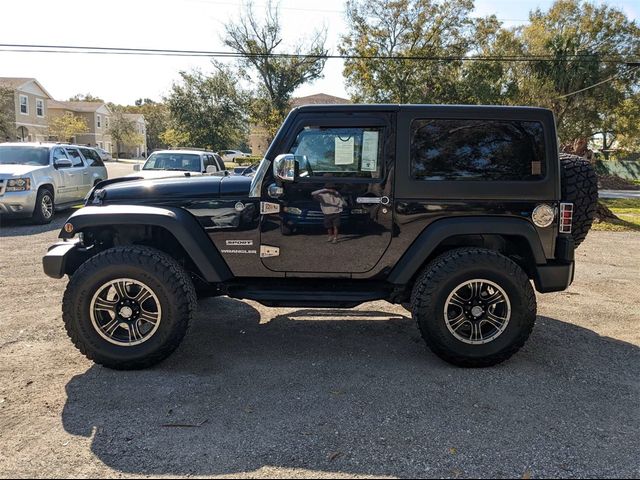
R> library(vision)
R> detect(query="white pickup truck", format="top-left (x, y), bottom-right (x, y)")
top-left (131, 149), bottom-right (227, 179)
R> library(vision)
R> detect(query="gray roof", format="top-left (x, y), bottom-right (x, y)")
top-left (291, 93), bottom-right (352, 107)
top-left (47, 100), bottom-right (109, 113)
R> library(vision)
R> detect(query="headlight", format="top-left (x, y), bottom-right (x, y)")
top-left (283, 207), bottom-right (302, 215)
top-left (6, 178), bottom-right (31, 192)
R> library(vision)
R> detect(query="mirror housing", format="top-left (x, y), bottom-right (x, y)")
top-left (54, 158), bottom-right (73, 169)
top-left (273, 154), bottom-right (300, 183)
top-left (133, 164), bottom-right (142, 172)
top-left (205, 165), bottom-right (218, 174)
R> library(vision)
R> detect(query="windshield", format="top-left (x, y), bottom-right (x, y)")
top-left (0, 146), bottom-right (49, 166)
top-left (143, 153), bottom-right (201, 172)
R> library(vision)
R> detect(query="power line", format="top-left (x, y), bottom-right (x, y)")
top-left (0, 43), bottom-right (638, 64)
top-left (555, 65), bottom-right (640, 100)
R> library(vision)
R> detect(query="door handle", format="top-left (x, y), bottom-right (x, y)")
top-left (83, 171), bottom-right (89, 175)
top-left (356, 196), bottom-right (390, 205)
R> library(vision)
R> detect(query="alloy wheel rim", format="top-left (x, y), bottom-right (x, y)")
top-left (41, 194), bottom-right (53, 218)
top-left (89, 278), bottom-right (162, 346)
top-left (444, 279), bottom-right (511, 345)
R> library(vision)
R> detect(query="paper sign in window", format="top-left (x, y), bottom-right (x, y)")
top-left (361, 131), bottom-right (379, 171)
top-left (334, 136), bottom-right (355, 165)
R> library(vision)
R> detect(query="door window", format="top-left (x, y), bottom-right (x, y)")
top-left (289, 127), bottom-right (383, 179)
top-left (65, 148), bottom-right (85, 167)
top-left (52, 148), bottom-right (68, 161)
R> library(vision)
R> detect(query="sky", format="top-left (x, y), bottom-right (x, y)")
top-left (0, 0), bottom-right (638, 105)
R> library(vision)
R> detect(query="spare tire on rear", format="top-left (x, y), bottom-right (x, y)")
top-left (559, 153), bottom-right (598, 247)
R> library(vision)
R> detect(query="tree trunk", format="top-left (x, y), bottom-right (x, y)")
top-left (595, 202), bottom-right (619, 222)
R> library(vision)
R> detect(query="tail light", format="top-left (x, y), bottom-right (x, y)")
top-left (559, 203), bottom-right (573, 233)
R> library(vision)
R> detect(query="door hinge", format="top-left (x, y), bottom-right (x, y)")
top-left (260, 245), bottom-right (280, 258)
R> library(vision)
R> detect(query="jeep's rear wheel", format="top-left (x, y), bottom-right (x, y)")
top-left (411, 248), bottom-right (536, 367)
top-left (62, 246), bottom-right (197, 369)
top-left (559, 153), bottom-right (598, 247)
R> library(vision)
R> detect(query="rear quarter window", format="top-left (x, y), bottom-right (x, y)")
top-left (410, 119), bottom-right (546, 181)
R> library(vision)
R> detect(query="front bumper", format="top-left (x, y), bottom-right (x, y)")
top-left (0, 190), bottom-right (37, 218)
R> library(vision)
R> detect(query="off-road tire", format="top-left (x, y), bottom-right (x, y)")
top-left (411, 248), bottom-right (536, 368)
top-left (32, 187), bottom-right (54, 224)
top-left (62, 246), bottom-right (197, 370)
top-left (559, 153), bottom-right (598, 247)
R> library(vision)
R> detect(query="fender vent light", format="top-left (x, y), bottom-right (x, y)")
top-left (559, 203), bottom-right (573, 234)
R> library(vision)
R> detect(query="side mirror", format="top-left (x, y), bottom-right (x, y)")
top-left (206, 165), bottom-right (217, 174)
top-left (54, 158), bottom-right (73, 169)
top-left (133, 164), bottom-right (141, 172)
top-left (273, 154), bottom-right (300, 183)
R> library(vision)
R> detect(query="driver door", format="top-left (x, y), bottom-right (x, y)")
top-left (260, 114), bottom-right (395, 275)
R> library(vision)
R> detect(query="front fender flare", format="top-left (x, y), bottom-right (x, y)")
top-left (387, 216), bottom-right (547, 285)
top-left (59, 205), bottom-right (232, 283)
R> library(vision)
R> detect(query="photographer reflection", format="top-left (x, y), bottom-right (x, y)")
top-left (312, 183), bottom-right (347, 243)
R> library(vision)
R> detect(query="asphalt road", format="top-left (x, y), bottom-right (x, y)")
top-left (598, 189), bottom-right (640, 199)
top-left (0, 173), bottom-right (638, 478)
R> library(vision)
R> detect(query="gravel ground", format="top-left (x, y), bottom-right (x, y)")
top-left (0, 203), bottom-right (638, 478)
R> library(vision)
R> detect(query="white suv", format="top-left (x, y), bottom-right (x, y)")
top-left (0, 143), bottom-right (108, 224)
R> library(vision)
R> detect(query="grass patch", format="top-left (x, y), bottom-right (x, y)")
top-left (594, 197), bottom-right (640, 231)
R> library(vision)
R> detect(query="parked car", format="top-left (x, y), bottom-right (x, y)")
top-left (131, 150), bottom-right (226, 179)
top-left (219, 150), bottom-right (250, 163)
top-left (0, 143), bottom-right (108, 224)
top-left (95, 147), bottom-right (113, 162)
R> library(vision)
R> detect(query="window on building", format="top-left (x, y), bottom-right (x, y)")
top-left (19, 95), bottom-right (28, 114)
top-left (36, 99), bottom-right (44, 117)
top-left (96, 115), bottom-right (102, 128)
top-left (410, 119), bottom-right (546, 181)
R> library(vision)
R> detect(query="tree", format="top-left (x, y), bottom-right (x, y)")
top-left (159, 128), bottom-right (191, 149)
top-left (48, 112), bottom-right (89, 142)
top-left (165, 63), bottom-right (248, 150)
top-left (340, 0), bottom-right (479, 103)
top-left (125, 99), bottom-right (170, 151)
top-left (68, 93), bottom-right (104, 102)
top-left (0, 86), bottom-right (13, 140)
top-left (510, 0), bottom-right (640, 146)
top-left (223, 0), bottom-right (328, 138)
top-left (108, 108), bottom-right (142, 159)
top-left (340, 0), bottom-right (640, 150)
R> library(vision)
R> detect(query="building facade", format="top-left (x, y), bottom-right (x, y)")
top-left (47, 100), bottom-right (114, 152)
top-left (0, 77), bottom-right (53, 142)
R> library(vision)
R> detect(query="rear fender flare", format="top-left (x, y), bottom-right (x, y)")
top-left (388, 216), bottom-right (547, 285)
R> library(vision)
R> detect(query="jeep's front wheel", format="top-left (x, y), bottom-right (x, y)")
top-left (411, 248), bottom-right (536, 367)
top-left (62, 246), bottom-right (197, 370)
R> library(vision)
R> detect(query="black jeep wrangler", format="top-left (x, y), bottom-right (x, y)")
top-left (43, 105), bottom-right (598, 369)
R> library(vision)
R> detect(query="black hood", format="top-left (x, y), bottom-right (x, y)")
top-left (93, 175), bottom-right (252, 205)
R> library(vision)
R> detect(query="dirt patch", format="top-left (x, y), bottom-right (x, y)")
top-left (0, 224), bottom-right (638, 478)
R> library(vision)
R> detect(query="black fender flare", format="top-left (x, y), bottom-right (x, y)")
top-left (387, 216), bottom-right (547, 285)
top-left (59, 205), bottom-right (232, 283)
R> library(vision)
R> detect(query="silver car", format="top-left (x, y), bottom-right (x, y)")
top-left (0, 143), bottom-right (108, 224)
